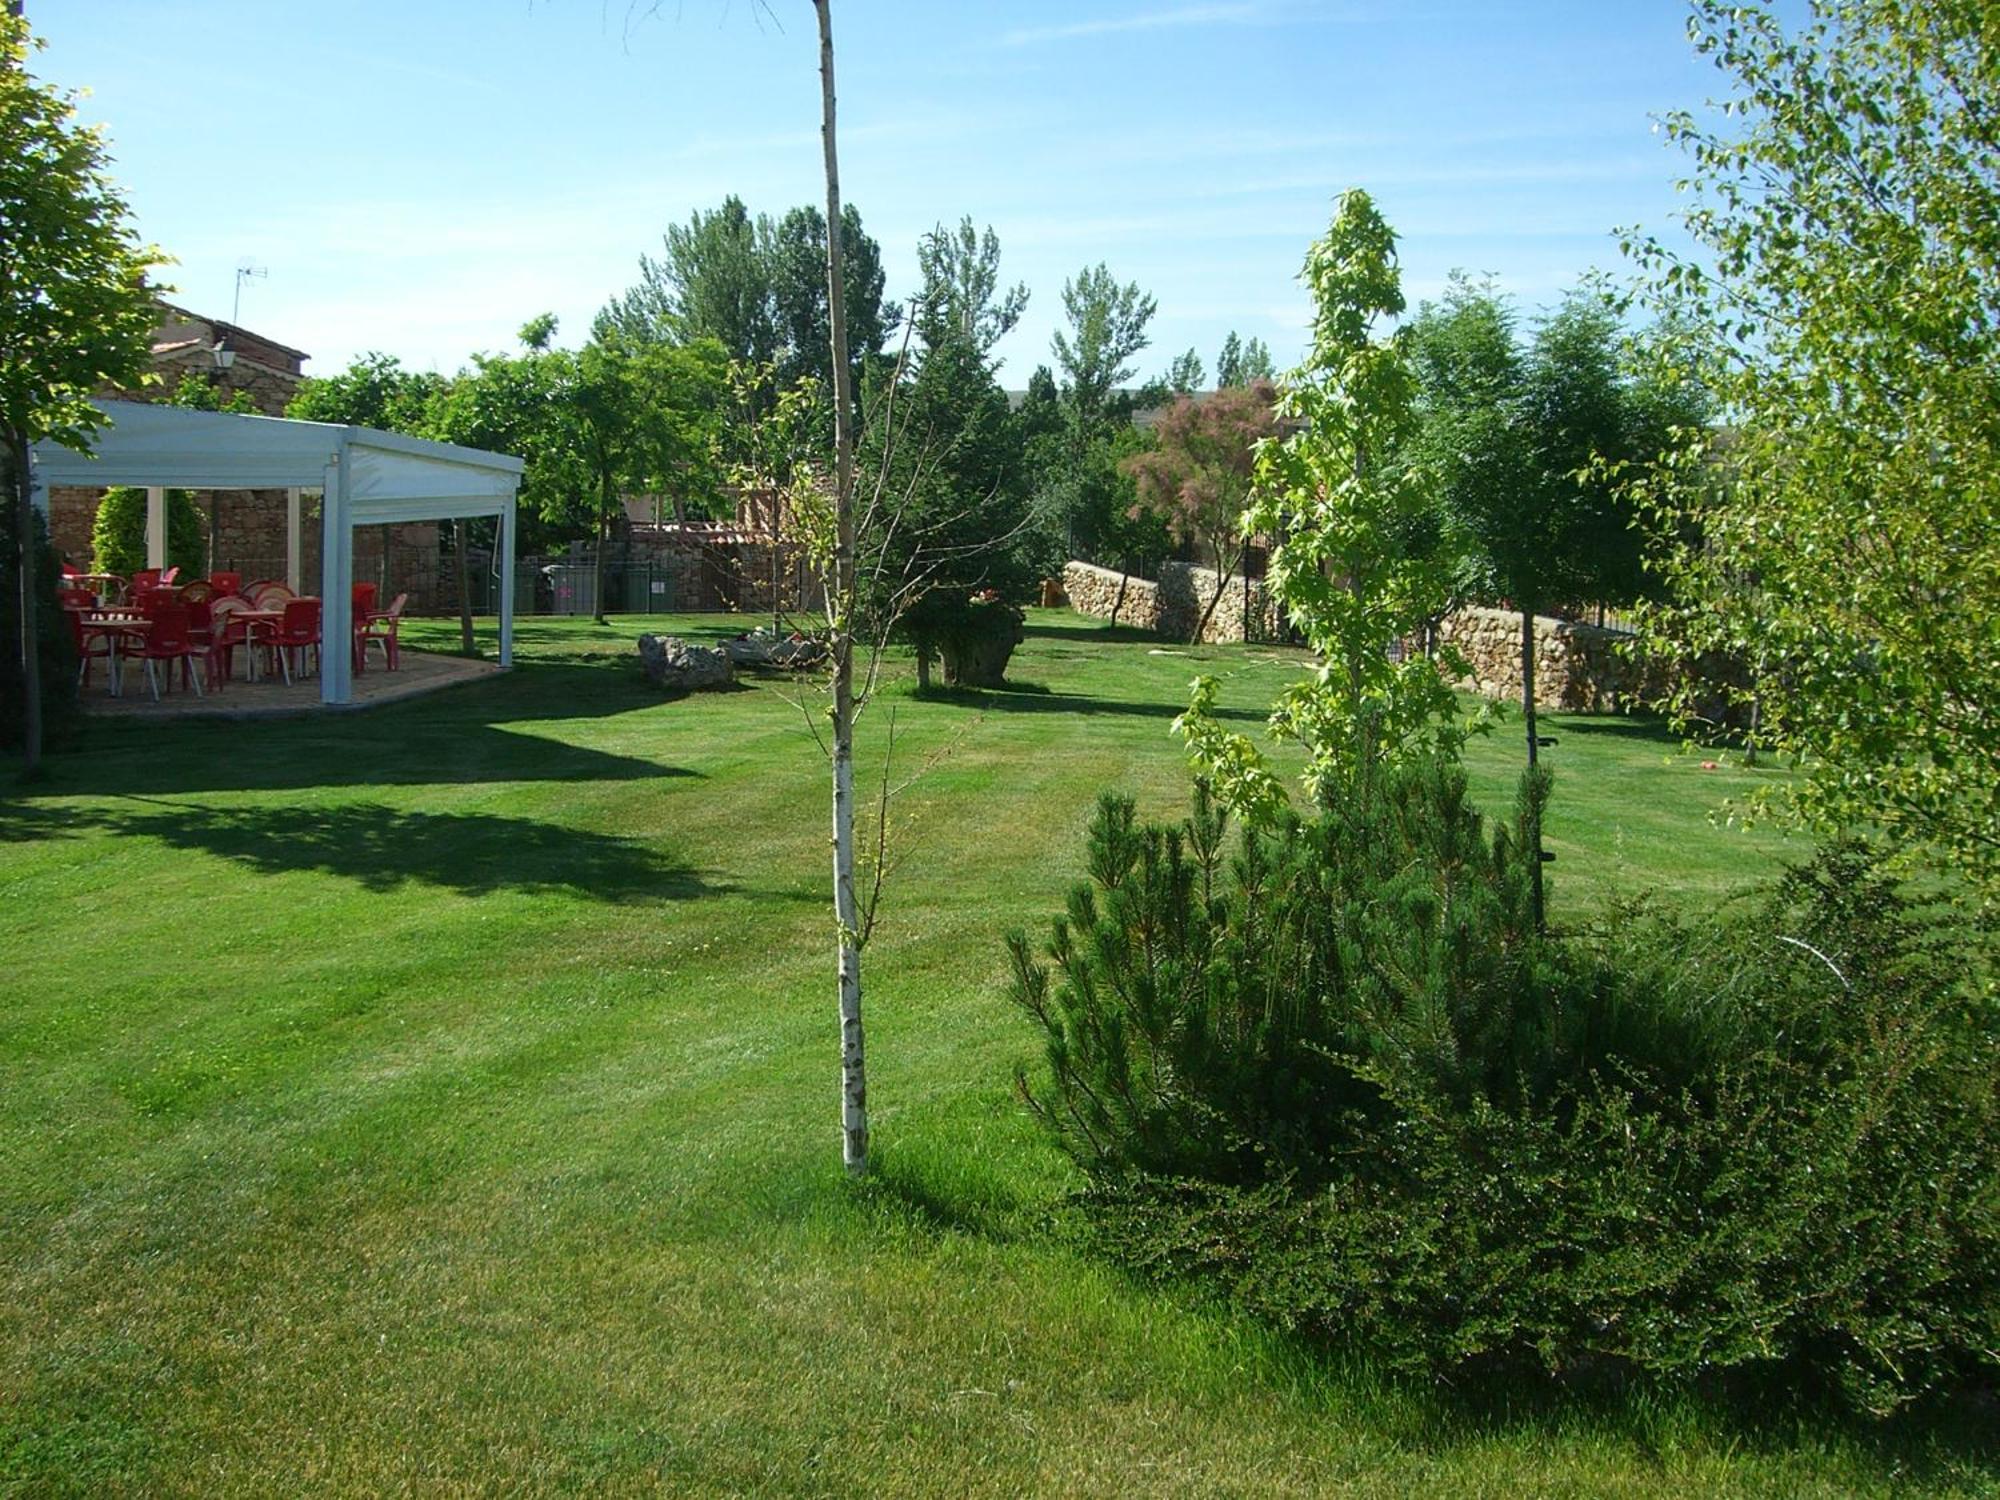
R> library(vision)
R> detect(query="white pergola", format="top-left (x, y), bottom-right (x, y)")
top-left (29, 400), bottom-right (523, 706)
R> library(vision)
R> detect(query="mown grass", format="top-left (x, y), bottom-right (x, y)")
top-left (2, 609), bottom-right (1986, 1496)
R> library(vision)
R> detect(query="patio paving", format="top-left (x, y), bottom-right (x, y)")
top-left (83, 649), bottom-right (502, 720)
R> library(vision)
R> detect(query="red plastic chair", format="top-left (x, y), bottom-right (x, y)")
top-left (135, 585), bottom-right (180, 617)
top-left (352, 582), bottom-right (378, 615)
top-left (267, 597), bottom-right (322, 685)
top-left (209, 571), bottom-right (242, 594)
top-left (56, 586), bottom-right (97, 611)
top-left (360, 592), bottom-right (409, 672)
top-left (206, 597), bottom-right (255, 687)
top-left (130, 568), bottom-right (162, 593)
top-left (183, 595), bottom-right (214, 656)
top-left (66, 609), bottom-right (114, 691)
top-left (126, 606), bottom-right (205, 701)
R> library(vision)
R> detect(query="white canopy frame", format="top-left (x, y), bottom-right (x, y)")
top-left (29, 400), bottom-right (524, 705)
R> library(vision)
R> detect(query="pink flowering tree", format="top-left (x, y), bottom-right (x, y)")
top-left (1121, 378), bottom-right (1278, 642)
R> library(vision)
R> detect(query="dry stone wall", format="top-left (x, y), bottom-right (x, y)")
top-left (1064, 564), bottom-right (1664, 713)
top-left (1437, 606), bottom-right (1654, 712)
top-left (1061, 559), bottom-right (1281, 643)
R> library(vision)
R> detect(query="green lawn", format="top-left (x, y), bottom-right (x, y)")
top-left (1, 611), bottom-right (1982, 1496)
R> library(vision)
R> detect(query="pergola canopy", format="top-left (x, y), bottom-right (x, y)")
top-left (29, 400), bottom-right (524, 705)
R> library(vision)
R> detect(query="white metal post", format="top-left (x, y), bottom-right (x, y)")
top-left (319, 449), bottom-right (353, 705)
top-left (497, 501), bottom-right (515, 668)
top-left (286, 487), bottom-right (302, 590)
top-left (145, 486), bottom-right (166, 569)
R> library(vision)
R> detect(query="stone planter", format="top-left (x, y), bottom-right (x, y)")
top-left (938, 604), bottom-right (1024, 688)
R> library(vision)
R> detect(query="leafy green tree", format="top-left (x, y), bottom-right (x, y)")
top-left (913, 216), bottom-right (1028, 360)
top-left (573, 330), bottom-right (728, 622)
top-left (600, 194), bottom-right (778, 366)
top-left (427, 336), bottom-right (587, 557)
top-left (1051, 263), bottom-right (1157, 431)
top-left (1406, 281), bottom-right (1671, 922)
top-left (1215, 330), bottom-right (1274, 387)
top-left (1629, 0), bottom-right (2000, 900)
top-left (858, 326), bottom-right (1033, 687)
top-left (1164, 348), bottom-right (1204, 394)
top-left (1, 11), bottom-right (159, 767)
top-left (286, 352), bottom-right (440, 432)
top-left (769, 202), bottom-right (892, 412)
top-left (166, 370), bottom-right (254, 416)
top-left (1122, 378), bottom-right (1278, 642)
top-left (1176, 190), bottom-right (1464, 819)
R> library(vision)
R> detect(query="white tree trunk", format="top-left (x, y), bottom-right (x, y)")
top-left (817, 0), bottom-right (867, 1175)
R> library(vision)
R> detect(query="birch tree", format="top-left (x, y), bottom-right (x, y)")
top-left (813, 0), bottom-right (868, 1174)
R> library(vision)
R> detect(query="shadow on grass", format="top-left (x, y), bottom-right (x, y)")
top-left (1538, 712), bottom-right (1688, 747)
top-left (93, 800), bottom-right (729, 902)
top-left (863, 1150), bottom-right (1026, 1245)
top-left (909, 681), bottom-right (1267, 725)
top-left (0, 800), bottom-right (90, 843)
top-left (25, 662), bottom-right (707, 799)
top-left (1025, 619), bottom-right (1167, 645)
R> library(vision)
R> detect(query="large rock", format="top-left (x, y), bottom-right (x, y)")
top-left (637, 634), bottom-right (734, 692)
top-left (721, 628), bottom-right (828, 670)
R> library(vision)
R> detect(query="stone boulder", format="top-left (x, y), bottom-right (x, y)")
top-left (721, 628), bottom-right (829, 670)
top-left (637, 634), bottom-right (734, 693)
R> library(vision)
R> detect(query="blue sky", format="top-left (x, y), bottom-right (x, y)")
top-left (36, 1), bottom-right (1728, 385)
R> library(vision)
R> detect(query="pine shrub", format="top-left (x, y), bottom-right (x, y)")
top-left (1009, 777), bottom-right (1999, 1410)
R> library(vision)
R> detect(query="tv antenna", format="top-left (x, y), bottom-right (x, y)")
top-left (232, 262), bottom-right (267, 324)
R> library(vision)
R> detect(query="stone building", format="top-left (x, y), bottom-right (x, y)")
top-left (46, 302), bottom-right (442, 607)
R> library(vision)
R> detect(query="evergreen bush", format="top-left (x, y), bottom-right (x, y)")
top-left (1010, 781), bottom-right (1998, 1410)
top-left (90, 485), bottom-right (203, 578)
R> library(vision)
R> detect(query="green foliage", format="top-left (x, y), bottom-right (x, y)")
top-left (1029, 411), bottom-right (1165, 581)
top-left (1405, 278), bottom-right (1685, 617)
top-left (1014, 781), bottom-right (2000, 1410)
top-left (1, 10), bottom-right (160, 763)
top-left (600, 194), bottom-right (891, 426)
top-left (769, 202), bottom-right (893, 421)
top-left (1164, 348), bottom-right (1204, 394)
top-left (90, 486), bottom-right (203, 578)
top-left (857, 327), bottom-right (1035, 663)
top-left (1627, 0), bottom-right (2000, 902)
top-left (285, 352), bottom-right (440, 433)
top-left (166, 371), bottom-right (255, 415)
top-left (912, 216), bottom-right (1028, 360)
top-left (1051, 263), bottom-right (1157, 430)
top-left (0, 11), bottom-right (160, 456)
top-left (423, 327), bottom-right (727, 553)
top-left (1216, 330), bottom-right (1275, 388)
top-left (1178, 191), bottom-right (1467, 812)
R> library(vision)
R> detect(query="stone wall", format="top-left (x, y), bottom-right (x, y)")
top-left (1061, 559), bottom-right (1281, 643)
top-left (1436, 605), bottom-right (1654, 712)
